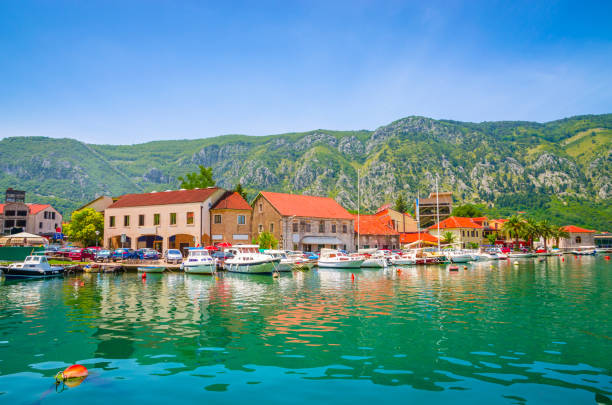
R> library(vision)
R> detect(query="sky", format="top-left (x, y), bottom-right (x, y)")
top-left (0, 0), bottom-right (611, 144)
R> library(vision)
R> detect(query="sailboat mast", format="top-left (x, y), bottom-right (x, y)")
top-left (357, 169), bottom-right (360, 252)
top-left (436, 175), bottom-right (440, 252)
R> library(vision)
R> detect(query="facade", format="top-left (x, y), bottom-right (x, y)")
top-left (594, 233), bottom-right (612, 249)
top-left (415, 192), bottom-right (453, 229)
top-left (251, 191), bottom-right (355, 252)
top-left (210, 191), bottom-right (252, 245)
top-left (354, 214), bottom-right (399, 250)
top-left (557, 225), bottom-right (596, 249)
top-left (374, 205), bottom-right (418, 233)
top-left (0, 189), bottom-right (62, 236)
top-left (104, 188), bottom-right (226, 253)
top-left (76, 196), bottom-right (117, 213)
top-left (427, 216), bottom-right (484, 248)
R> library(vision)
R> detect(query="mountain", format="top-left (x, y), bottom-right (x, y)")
top-left (1, 114), bottom-right (611, 230)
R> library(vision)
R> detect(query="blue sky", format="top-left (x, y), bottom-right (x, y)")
top-left (1, 0), bottom-right (611, 144)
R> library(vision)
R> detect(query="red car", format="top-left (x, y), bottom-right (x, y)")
top-left (68, 248), bottom-right (96, 262)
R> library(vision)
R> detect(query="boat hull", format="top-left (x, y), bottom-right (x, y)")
top-left (318, 259), bottom-right (364, 268)
top-left (225, 259), bottom-right (280, 274)
top-left (184, 264), bottom-right (216, 274)
top-left (449, 255), bottom-right (472, 263)
top-left (137, 266), bottom-right (165, 273)
top-left (361, 259), bottom-right (387, 268)
top-left (390, 258), bottom-right (416, 265)
top-left (0, 266), bottom-right (63, 279)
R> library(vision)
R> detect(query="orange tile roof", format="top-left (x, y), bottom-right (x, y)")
top-left (211, 191), bottom-right (251, 210)
top-left (400, 232), bottom-right (439, 244)
top-left (353, 214), bottom-right (398, 235)
top-left (0, 203), bottom-right (51, 215)
top-left (427, 216), bottom-right (483, 230)
top-left (259, 191), bottom-right (354, 220)
top-left (0, 204), bottom-right (3, 214)
top-left (562, 225), bottom-right (596, 233)
top-left (109, 188), bottom-right (220, 208)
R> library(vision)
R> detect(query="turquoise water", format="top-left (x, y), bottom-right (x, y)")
top-left (0, 256), bottom-right (610, 404)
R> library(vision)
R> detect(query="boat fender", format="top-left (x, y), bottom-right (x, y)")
top-left (396, 268), bottom-right (401, 274)
top-left (273, 271), bottom-right (279, 278)
top-left (605, 256), bottom-right (610, 260)
top-left (141, 272), bottom-right (146, 280)
top-left (55, 364), bottom-right (88, 385)
top-left (351, 273), bottom-right (355, 281)
top-left (463, 266), bottom-right (468, 270)
top-left (561, 257), bottom-right (565, 262)
top-left (449, 266), bottom-right (459, 271)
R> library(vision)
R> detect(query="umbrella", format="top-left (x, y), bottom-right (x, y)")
top-left (204, 245), bottom-right (218, 251)
top-left (217, 242), bottom-right (232, 248)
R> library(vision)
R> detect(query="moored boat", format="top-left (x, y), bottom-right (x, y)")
top-left (572, 248), bottom-right (596, 256)
top-left (137, 266), bottom-right (165, 273)
top-left (318, 249), bottom-right (363, 268)
top-left (264, 250), bottom-right (293, 271)
top-left (183, 248), bottom-right (217, 274)
top-left (0, 255), bottom-right (64, 279)
top-left (224, 245), bottom-right (281, 274)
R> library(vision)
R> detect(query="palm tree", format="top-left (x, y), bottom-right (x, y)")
top-left (551, 226), bottom-right (570, 248)
top-left (502, 215), bottom-right (525, 251)
top-left (538, 220), bottom-right (554, 251)
top-left (523, 217), bottom-right (540, 250)
top-left (441, 231), bottom-right (456, 245)
top-left (486, 233), bottom-right (497, 246)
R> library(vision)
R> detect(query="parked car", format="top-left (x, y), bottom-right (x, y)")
top-left (111, 248), bottom-right (136, 261)
top-left (55, 247), bottom-right (73, 259)
top-left (303, 252), bottom-right (319, 260)
top-left (95, 249), bottom-right (112, 262)
top-left (211, 251), bottom-right (234, 269)
top-left (68, 248), bottom-right (96, 262)
top-left (164, 249), bottom-right (183, 263)
top-left (136, 248), bottom-right (161, 260)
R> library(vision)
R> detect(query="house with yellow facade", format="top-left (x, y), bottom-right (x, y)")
top-left (427, 216), bottom-right (485, 248)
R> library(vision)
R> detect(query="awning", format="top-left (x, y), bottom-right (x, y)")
top-left (301, 236), bottom-right (344, 245)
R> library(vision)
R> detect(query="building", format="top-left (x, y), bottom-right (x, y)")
top-left (557, 225), bottom-right (596, 250)
top-left (374, 204), bottom-right (418, 233)
top-left (354, 214), bottom-right (399, 250)
top-left (104, 188), bottom-right (226, 252)
top-left (210, 191), bottom-right (252, 245)
top-left (76, 196), bottom-right (117, 213)
top-left (594, 232), bottom-right (612, 249)
top-left (0, 189), bottom-right (63, 237)
top-left (251, 191), bottom-right (355, 252)
top-left (399, 232), bottom-right (439, 248)
top-left (427, 216), bottom-right (484, 248)
top-left (415, 192), bottom-right (453, 229)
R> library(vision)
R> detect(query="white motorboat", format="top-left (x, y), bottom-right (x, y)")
top-left (137, 266), bottom-right (165, 273)
top-left (318, 249), bottom-right (364, 268)
top-left (264, 250), bottom-right (293, 271)
top-left (359, 251), bottom-right (388, 268)
top-left (0, 255), bottom-right (64, 278)
top-left (389, 254), bottom-right (416, 266)
top-left (183, 248), bottom-right (217, 274)
top-left (508, 252), bottom-right (535, 258)
top-left (572, 248), bottom-right (596, 256)
top-left (446, 251), bottom-right (473, 263)
top-left (224, 245), bottom-right (281, 274)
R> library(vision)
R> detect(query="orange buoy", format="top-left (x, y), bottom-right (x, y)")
top-left (141, 272), bottom-right (146, 279)
top-left (561, 257), bottom-right (564, 262)
top-left (605, 256), bottom-right (610, 260)
top-left (55, 364), bottom-right (88, 386)
top-left (396, 268), bottom-right (402, 274)
top-left (351, 273), bottom-right (355, 281)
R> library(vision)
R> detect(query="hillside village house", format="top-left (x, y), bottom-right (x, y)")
top-left (354, 214), bottom-right (399, 250)
top-left (104, 188), bottom-right (226, 252)
top-left (251, 191), bottom-right (355, 252)
top-left (0, 189), bottom-right (62, 237)
top-left (210, 191), bottom-right (252, 245)
top-left (427, 216), bottom-right (484, 248)
top-left (374, 205), bottom-right (418, 233)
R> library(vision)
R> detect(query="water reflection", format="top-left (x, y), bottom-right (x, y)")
top-left (0, 256), bottom-right (610, 403)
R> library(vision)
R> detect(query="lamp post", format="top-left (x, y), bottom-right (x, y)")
top-left (95, 230), bottom-right (100, 248)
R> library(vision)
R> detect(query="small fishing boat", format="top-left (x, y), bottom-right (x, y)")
top-left (359, 251), bottom-right (388, 268)
top-left (137, 266), bottom-right (165, 273)
top-left (572, 248), bottom-right (596, 256)
top-left (224, 245), bottom-right (281, 274)
top-left (264, 250), bottom-right (293, 271)
top-left (508, 252), bottom-right (535, 259)
top-left (318, 249), bottom-right (364, 268)
top-left (0, 255), bottom-right (64, 279)
top-left (183, 248), bottom-right (217, 274)
top-left (389, 253), bottom-right (416, 265)
top-left (446, 251), bottom-right (473, 263)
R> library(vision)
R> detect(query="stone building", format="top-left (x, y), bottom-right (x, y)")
top-left (104, 188), bottom-right (226, 253)
top-left (374, 205), bottom-right (418, 233)
top-left (354, 214), bottom-right (399, 250)
top-left (557, 225), bottom-right (596, 250)
top-left (415, 192), bottom-right (453, 229)
top-left (427, 216), bottom-right (484, 248)
top-left (210, 191), bottom-right (252, 245)
top-left (251, 191), bottom-right (355, 252)
top-left (0, 188), bottom-right (62, 237)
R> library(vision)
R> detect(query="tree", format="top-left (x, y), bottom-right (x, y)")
top-left (502, 215), bottom-right (525, 250)
top-left (178, 165), bottom-right (215, 189)
top-left (522, 217), bottom-right (540, 249)
top-left (486, 233), bottom-right (497, 245)
top-left (63, 208), bottom-right (104, 247)
top-left (538, 219), bottom-right (554, 251)
top-left (253, 231), bottom-right (278, 249)
top-left (441, 231), bottom-right (456, 245)
top-left (234, 183), bottom-right (248, 201)
top-left (551, 226), bottom-right (570, 248)
top-left (394, 194), bottom-right (408, 213)
top-left (452, 203), bottom-right (483, 217)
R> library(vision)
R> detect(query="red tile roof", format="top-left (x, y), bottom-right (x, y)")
top-left (109, 188), bottom-right (220, 208)
top-left (562, 225), bottom-right (596, 233)
top-left (259, 191), bottom-right (354, 220)
top-left (27, 203), bottom-right (51, 214)
top-left (353, 214), bottom-right (398, 235)
top-left (400, 232), bottom-right (439, 244)
top-left (427, 216), bottom-right (483, 230)
top-left (211, 191), bottom-right (251, 210)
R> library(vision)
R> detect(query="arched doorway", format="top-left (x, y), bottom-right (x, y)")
top-left (108, 235), bottom-right (132, 249)
top-left (168, 234), bottom-right (196, 256)
top-left (137, 235), bottom-right (163, 251)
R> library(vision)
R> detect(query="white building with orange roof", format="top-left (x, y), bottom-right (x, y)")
top-left (427, 216), bottom-right (485, 248)
top-left (557, 225), bottom-right (596, 249)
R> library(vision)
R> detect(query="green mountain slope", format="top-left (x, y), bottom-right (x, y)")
top-left (1, 114), bottom-right (610, 229)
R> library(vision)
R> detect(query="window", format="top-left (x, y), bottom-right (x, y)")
top-left (293, 222), bottom-right (298, 232)
top-left (293, 244), bottom-right (298, 250)
top-left (39, 222), bottom-right (43, 229)
top-left (4, 220), bottom-right (14, 227)
top-left (319, 221), bottom-right (325, 233)
top-left (110, 216), bottom-right (116, 227)
top-left (471, 230), bottom-right (475, 237)
top-left (576, 236), bottom-right (582, 243)
top-left (55, 223), bottom-right (58, 229)
top-left (305, 222), bottom-right (311, 232)
top-left (214, 214), bottom-right (222, 224)
top-left (170, 213), bottom-right (177, 225)
top-left (476, 231), bottom-right (479, 237)
top-left (17, 210), bottom-right (27, 216)
top-left (154, 213), bottom-right (160, 225)
top-left (139, 215), bottom-right (145, 226)
top-left (187, 212), bottom-right (194, 225)
top-left (17, 220), bottom-right (26, 227)
top-left (124, 215), bottom-right (130, 226)
top-left (270, 223), bottom-right (274, 232)
top-left (44, 212), bottom-right (48, 219)
top-left (258, 224), bottom-right (263, 232)
top-left (342, 224), bottom-right (347, 233)
top-left (259, 203), bottom-right (263, 213)
top-left (462, 230), bottom-right (465, 237)
top-left (331, 224), bottom-right (337, 233)
top-left (5, 210), bottom-right (15, 216)
top-left (51, 212), bottom-right (56, 219)
top-left (237, 215), bottom-right (246, 225)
